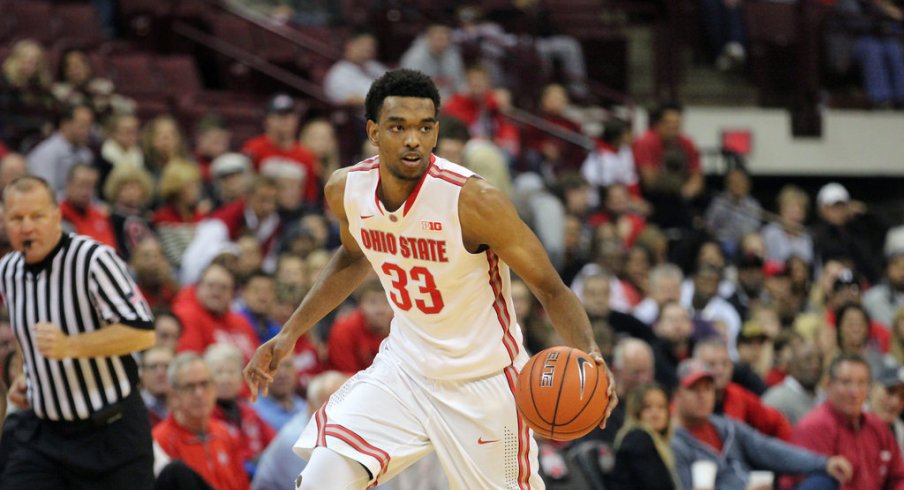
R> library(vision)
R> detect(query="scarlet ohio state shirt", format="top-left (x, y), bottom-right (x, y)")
top-left (344, 155), bottom-right (526, 380)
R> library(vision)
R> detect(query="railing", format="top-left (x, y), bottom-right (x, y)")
top-left (184, 0), bottom-right (634, 151)
top-left (172, 20), bottom-right (331, 103)
top-left (214, 0), bottom-right (343, 61)
top-left (502, 107), bottom-right (596, 150)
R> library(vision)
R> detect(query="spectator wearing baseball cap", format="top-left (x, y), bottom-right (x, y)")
top-left (870, 363), bottom-right (904, 453)
top-left (671, 358), bottom-right (852, 490)
top-left (209, 153), bottom-right (252, 208)
top-left (812, 182), bottom-right (880, 283)
top-left (240, 94), bottom-right (321, 207)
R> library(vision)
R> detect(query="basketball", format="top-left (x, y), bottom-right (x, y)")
top-left (515, 346), bottom-right (610, 441)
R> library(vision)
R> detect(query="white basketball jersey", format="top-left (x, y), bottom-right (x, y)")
top-left (344, 155), bottom-right (525, 380)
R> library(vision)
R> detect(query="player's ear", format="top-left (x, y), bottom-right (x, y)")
top-left (366, 120), bottom-right (379, 146)
top-left (430, 120), bottom-right (440, 148)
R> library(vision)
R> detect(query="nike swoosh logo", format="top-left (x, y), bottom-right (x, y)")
top-left (477, 437), bottom-right (499, 445)
top-left (360, 215), bottom-right (374, 220)
top-left (576, 357), bottom-right (591, 400)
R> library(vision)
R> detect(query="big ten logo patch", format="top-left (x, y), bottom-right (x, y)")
top-left (421, 220), bottom-right (443, 232)
top-left (540, 351), bottom-right (559, 387)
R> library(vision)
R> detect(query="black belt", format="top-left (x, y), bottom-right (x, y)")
top-left (42, 391), bottom-right (136, 433)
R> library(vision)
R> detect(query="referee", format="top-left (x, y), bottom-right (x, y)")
top-left (0, 176), bottom-right (156, 488)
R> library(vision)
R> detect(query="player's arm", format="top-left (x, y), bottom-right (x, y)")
top-left (460, 178), bottom-right (597, 355)
top-left (460, 178), bottom-right (620, 425)
top-left (244, 168), bottom-right (372, 400)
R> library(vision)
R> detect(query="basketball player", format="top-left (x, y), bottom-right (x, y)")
top-left (244, 69), bottom-right (616, 489)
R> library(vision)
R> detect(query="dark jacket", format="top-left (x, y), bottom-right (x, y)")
top-left (672, 415), bottom-right (827, 490)
top-left (609, 428), bottom-right (677, 490)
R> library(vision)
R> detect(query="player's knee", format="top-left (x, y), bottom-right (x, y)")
top-left (298, 447), bottom-right (370, 490)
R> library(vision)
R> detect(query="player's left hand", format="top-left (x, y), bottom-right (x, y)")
top-left (589, 350), bottom-right (618, 429)
top-left (35, 322), bottom-right (70, 360)
top-left (243, 331), bottom-right (296, 402)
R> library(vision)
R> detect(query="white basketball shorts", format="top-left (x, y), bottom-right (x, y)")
top-left (293, 350), bottom-right (544, 490)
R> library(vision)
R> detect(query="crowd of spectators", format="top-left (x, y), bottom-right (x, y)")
top-left (0, 1), bottom-right (903, 489)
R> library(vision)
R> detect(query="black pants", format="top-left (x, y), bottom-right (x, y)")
top-left (0, 390), bottom-right (154, 490)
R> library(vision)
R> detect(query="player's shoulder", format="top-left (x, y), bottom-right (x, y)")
top-left (328, 159), bottom-right (370, 190)
top-left (325, 157), bottom-right (378, 211)
top-left (458, 173), bottom-right (507, 212)
top-left (428, 156), bottom-right (474, 187)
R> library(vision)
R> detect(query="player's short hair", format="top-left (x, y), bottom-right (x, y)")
top-left (365, 69), bottom-right (441, 123)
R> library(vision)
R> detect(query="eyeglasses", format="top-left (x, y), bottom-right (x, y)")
top-left (175, 379), bottom-right (213, 393)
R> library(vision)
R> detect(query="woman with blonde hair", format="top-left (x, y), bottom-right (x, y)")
top-left (104, 163), bottom-right (155, 259)
top-left (2, 40), bottom-right (51, 88)
top-left (142, 115), bottom-right (188, 177)
top-left (609, 383), bottom-right (681, 490)
top-left (0, 39), bottom-right (56, 149)
top-left (151, 159), bottom-right (207, 267)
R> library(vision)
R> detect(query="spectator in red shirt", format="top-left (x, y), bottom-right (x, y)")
top-left (241, 94), bottom-right (319, 206)
top-left (151, 159), bottom-right (207, 226)
top-left (151, 160), bottom-right (208, 271)
top-left (181, 176), bottom-right (282, 285)
top-left (672, 358), bottom-right (852, 490)
top-left (208, 153), bottom-right (253, 209)
top-left (442, 65), bottom-right (520, 161)
top-left (194, 114), bottom-right (231, 182)
top-left (633, 102), bottom-right (703, 230)
top-left (173, 263), bottom-right (260, 362)
top-left (59, 163), bottom-right (117, 248)
top-left (793, 353), bottom-right (904, 490)
top-left (153, 352), bottom-right (250, 490)
top-left (695, 337), bottom-right (793, 441)
top-left (328, 280), bottom-right (392, 373)
top-left (521, 84), bottom-right (586, 175)
top-left (204, 343), bottom-right (275, 472)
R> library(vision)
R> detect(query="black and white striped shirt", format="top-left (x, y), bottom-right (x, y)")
top-left (0, 233), bottom-right (154, 421)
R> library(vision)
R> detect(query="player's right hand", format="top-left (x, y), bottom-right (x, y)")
top-left (9, 374), bottom-right (28, 409)
top-left (243, 332), bottom-right (295, 402)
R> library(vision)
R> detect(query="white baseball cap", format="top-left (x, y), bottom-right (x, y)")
top-left (816, 182), bottom-right (850, 207)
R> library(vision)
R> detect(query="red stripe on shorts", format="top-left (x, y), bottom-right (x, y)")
top-left (324, 423), bottom-right (392, 482)
top-left (506, 365), bottom-right (532, 490)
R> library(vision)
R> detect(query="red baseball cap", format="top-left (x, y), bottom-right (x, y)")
top-left (677, 358), bottom-right (714, 388)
